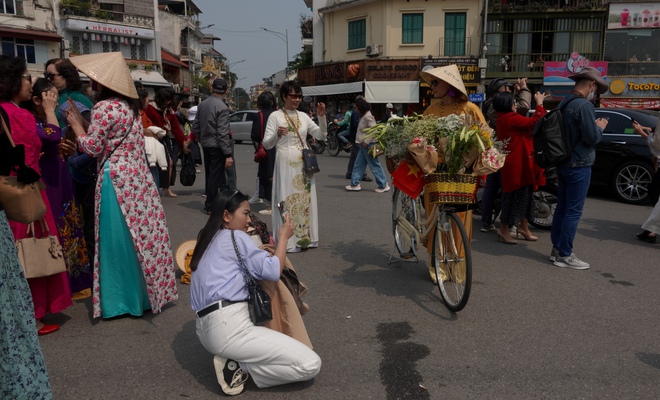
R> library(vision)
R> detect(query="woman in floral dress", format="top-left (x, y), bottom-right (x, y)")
top-left (263, 81), bottom-right (326, 253)
top-left (0, 55), bottom-right (72, 335)
top-left (67, 52), bottom-right (178, 318)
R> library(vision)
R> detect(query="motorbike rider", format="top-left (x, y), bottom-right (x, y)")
top-left (334, 105), bottom-right (352, 149)
top-left (480, 77), bottom-right (532, 232)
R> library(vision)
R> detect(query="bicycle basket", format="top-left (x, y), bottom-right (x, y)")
top-left (424, 173), bottom-right (478, 204)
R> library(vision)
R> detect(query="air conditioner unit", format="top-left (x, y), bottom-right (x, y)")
top-left (365, 44), bottom-right (380, 57)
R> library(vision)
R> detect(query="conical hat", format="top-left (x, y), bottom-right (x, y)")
top-left (70, 52), bottom-right (138, 99)
top-left (419, 65), bottom-right (468, 100)
top-left (175, 240), bottom-right (197, 273)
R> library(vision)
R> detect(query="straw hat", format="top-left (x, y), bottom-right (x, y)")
top-left (175, 240), bottom-right (197, 273)
top-left (419, 65), bottom-right (468, 100)
top-left (70, 52), bottom-right (138, 99)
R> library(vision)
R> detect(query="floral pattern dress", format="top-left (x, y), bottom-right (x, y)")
top-left (77, 98), bottom-right (178, 318)
top-left (263, 110), bottom-right (326, 252)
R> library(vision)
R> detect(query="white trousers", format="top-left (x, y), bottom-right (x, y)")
top-left (195, 301), bottom-right (321, 388)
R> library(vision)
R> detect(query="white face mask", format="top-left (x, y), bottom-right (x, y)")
top-left (586, 83), bottom-right (595, 101)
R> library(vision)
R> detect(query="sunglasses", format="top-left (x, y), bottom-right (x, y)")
top-left (45, 73), bottom-right (61, 80)
top-left (22, 73), bottom-right (32, 82)
top-left (430, 80), bottom-right (439, 88)
top-left (287, 94), bottom-right (302, 100)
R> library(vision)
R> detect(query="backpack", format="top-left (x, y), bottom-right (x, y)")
top-left (179, 152), bottom-right (196, 187)
top-left (530, 96), bottom-right (581, 168)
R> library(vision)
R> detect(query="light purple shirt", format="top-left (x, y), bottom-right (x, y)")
top-left (190, 229), bottom-right (280, 312)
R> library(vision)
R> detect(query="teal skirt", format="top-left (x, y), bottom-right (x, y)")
top-left (99, 167), bottom-right (151, 318)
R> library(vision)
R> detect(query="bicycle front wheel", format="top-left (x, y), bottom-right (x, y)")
top-left (432, 211), bottom-right (472, 312)
top-left (392, 187), bottom-right (417, 257)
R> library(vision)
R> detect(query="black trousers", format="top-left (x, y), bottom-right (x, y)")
top-left (203, 147), bottom-right (228, 211)
top-left (346, 141), bottom-right (360, 178)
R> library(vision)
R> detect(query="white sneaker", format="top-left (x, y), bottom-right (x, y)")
top-left (553, 253), bottom-right (590, 270)
top-left (345, 184), bottom-right (361, 191)
top-left (375, 184), bottom-right (391, 193)
top-left (248, 196), bottom-right (263, 204)
top-left (549, 247), bottom-right (559, 262)
top-left (213, 355), bottom-right (248, 396)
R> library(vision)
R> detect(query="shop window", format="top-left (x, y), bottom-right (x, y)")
top-left (444, 13), bottom-right (466, 56)
top-left (1, 0), bottom-right (24, 15)
top-left (402, 13), bottom-right (423, 44)
top-left (348, 19), bottom-right (366, 50)
top-left (72, 36), bottom-right (81, 54)
top-left (138, 43), bottom-right (146, 60)
top-left (102, 41), bottom-right (110, 53)
top-left (130, 44), bottom-right (137, 60)
top-left (1, 37), bottom-right (35, 63)
top-left (112, 41), bottom-right (119, 52)
top-left (82, 37), bottom-right (90, 54)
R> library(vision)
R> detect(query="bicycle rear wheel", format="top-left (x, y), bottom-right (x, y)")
top-left (432, 211), bottom-right (472, 312)
top-left (392, 188), bottom-right (417, 257)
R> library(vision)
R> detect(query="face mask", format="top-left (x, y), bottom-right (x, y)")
top-left (586, 83), bottom-right (595, 101)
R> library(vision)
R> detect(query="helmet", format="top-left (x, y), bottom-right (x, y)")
top-left (487, 78), bottom-right (511, 96)
top-left (386, 103), bottom-right (394, 109)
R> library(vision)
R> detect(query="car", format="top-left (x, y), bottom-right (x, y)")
top-left (592, 108), bottom-right (658, 204)
top-left (527, 107), bottom-right (658, 204)
top-left (229, 110), bottom-right (258, 144)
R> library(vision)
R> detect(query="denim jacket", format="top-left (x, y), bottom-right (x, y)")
top-left (558, 94), bottom-right (603, 167)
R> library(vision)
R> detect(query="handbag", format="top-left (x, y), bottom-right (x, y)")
top-left (284, 110), bottom-right (320, 174)
top-left (254, 112), bottom-right (268, 163)
top-left (231, 230), bottom-right (273, 325)
top-left (16, 218), bottom-right (67, 279)
top-left (0, 116), bottom-right (47, 223)
top-left (179, 151), bottom-right (196, 186)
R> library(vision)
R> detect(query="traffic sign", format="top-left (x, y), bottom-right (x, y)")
top-left (469, 93), bottom-right (485, 103)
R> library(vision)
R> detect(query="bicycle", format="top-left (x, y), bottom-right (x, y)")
top-left (391, 187), bottom-right (472, 312)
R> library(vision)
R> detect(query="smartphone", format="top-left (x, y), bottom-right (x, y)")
top-left (277, 201), bottom-right (289, 223)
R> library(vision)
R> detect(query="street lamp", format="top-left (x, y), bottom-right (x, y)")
top-left (260, 27), bottom-right (289, 79)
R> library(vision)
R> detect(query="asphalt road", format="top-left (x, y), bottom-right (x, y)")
top-left (40, 142), bottom-right (660, 399)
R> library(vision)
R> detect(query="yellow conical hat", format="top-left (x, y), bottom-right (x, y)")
top-left (70, 52), bottom-right (138, 99)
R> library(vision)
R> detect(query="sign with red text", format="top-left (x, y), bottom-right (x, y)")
top-left (64, 19), bottom-right (155, 38)
top-left (543, 53), bottom-right (608, 86)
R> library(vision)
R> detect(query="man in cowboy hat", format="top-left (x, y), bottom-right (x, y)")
top-left (192, 78), bottom-right (233, 214)
top-left (549, 66), bottom-right (608, 270)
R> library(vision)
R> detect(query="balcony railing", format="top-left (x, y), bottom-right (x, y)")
top-left (437, 37), bottom-right (474, 57)
top-left (181, 47), bottom-right (196, 59)
top-left (59, 4), bottom-right (155, 28)
top-left (488, 0), bottom-right (608, 13)
top-left (485, 52), bottom-right (600, 74)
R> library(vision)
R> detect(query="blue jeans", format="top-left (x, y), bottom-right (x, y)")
top-left (551, 166), bottom-right (591, 257)
top-left (351, 145), bottom-right (387, 188)
top-left (338, 129), bottom-right (350, 144)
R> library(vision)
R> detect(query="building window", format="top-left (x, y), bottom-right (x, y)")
top-left (348, 19), bottom-right (366, 50)
top-left (111, 41), bottom-right (119, 52)
top-left (1, 0), bottom-right (24, 16)
top-left (402, 13), bottom-right (423, 44)
top-left (82, 37), bottom-right (90, 54)
top-left (1, 37), bottom-right (35, 63)
top-left (138, 43), bottom-right (146, 60)
top-left (130, 44), bottom-right (137, 59)
top-left (444, 12), bottom-right (466, 56)
top-left (102, 41), bottom-right (110, 52)
top-left (72, 36), bottom-right (81, 54)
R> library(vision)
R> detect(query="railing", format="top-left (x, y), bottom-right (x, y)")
top-left (59, 5), bottom-right (155, 28)
top-left (607, 61), bottom-right (660, 76)
top-left (485, 52), bottom-right (601, 73)
top-left (488, 0), bottom-right (608, 13)
top-left (437, 37), bottom-right (474, 57)
top-left (181, 47), bottom-right (197, 59)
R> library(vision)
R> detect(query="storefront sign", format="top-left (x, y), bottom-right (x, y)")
top-left (602, 76), bottom-right (660, 97)
top-left (364, 59), bottom-right (421, 81)
top-left (314, 63), bottom-right (345, 85)
top-left (543, 53), bottom-right (608, 86)
top-left (608, 3), bottom-right (660, 30)
top-left (600, 98), bottom-right (660, 109)
top-left (64, 19), bottom-right (155, 38)
top-left (422, 57), bottom-right (480, 87)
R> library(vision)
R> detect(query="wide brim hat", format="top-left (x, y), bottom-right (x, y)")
top-left (419, 65), bottom-right (468, 100)
top-left (568, 66), bottom-right (608, 94)
top-left (70, 52), bottom-right (138, 99)
top-left (175, 240), bottom-right (197, 273)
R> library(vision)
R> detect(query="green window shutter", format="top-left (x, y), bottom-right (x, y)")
top-left (445, 13), bottom-right (466, 56)
top-left (402, 13), bottom-right (423, 44)
top-left (348, 19), bottom-right (366, 50)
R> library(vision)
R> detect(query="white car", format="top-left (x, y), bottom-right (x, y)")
top-left (229, 110), bottom-right (258, 144)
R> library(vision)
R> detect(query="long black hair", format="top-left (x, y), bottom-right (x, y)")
top-left (493, 91), bottom-right (515, 113)
top-left (56, 59), bottom-right (84, 91)
top-left (189, 189), bottom-right (250, 272)
top-left (0, 55), bottom-right (26, 102)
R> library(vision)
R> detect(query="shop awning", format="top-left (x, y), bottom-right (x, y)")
top-left (302, 81), bottom-right (363, 97)
top-left (130, 70), bottom-right (171, 87)
top-left (0, 27), bottom-right (62, 42)
top-left (161, 50), bottom-right (189, 68)
top-left (364, 81), bottom-right (419, 104)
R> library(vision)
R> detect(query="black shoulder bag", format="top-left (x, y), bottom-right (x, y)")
top-left (231, 230), bottom-right (273, 325)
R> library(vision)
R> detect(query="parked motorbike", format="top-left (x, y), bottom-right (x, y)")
top-left (307, 134), bottom-right (326, 154)
top-left (325, 122), bottom-right (352, 156)
top-left (476, 169), bottom-right (558, 230)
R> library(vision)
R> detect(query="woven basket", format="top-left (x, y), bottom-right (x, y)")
top-left (424, 173), bottom-right (478, 204)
